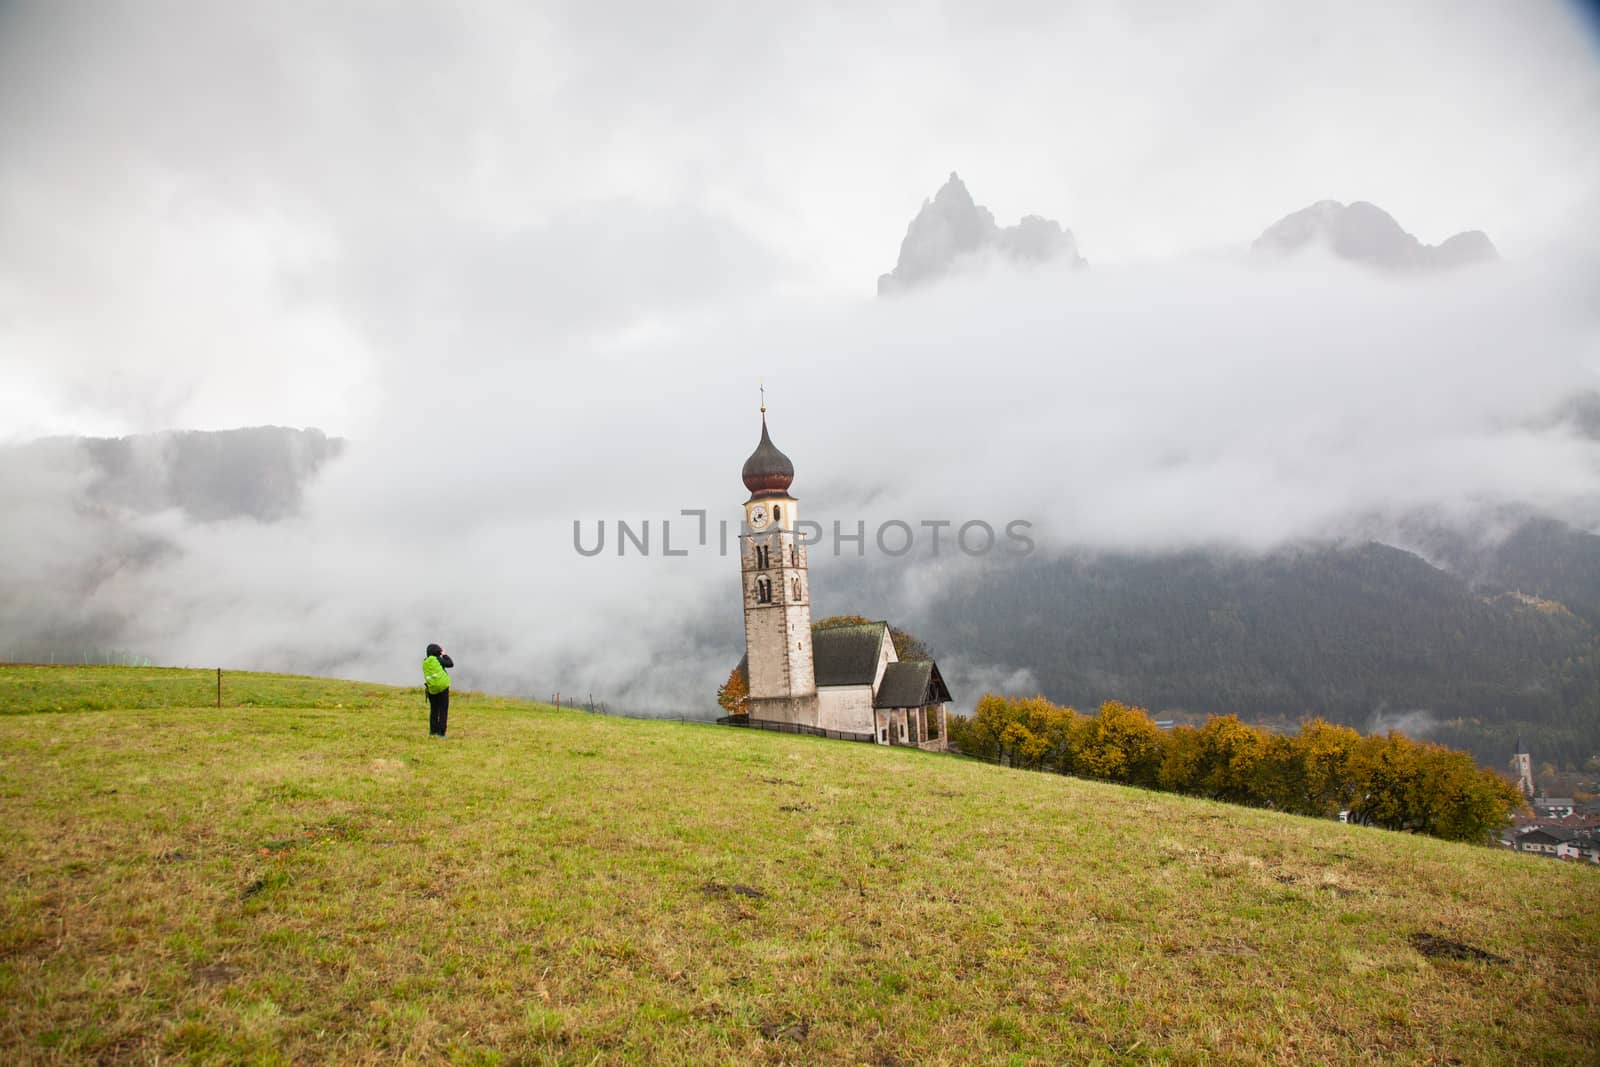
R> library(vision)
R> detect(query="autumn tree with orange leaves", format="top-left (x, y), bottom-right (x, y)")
top-left (947, 694), bottom-right (1522, 844)
top-left (716, 664), bottom-right (748, 717)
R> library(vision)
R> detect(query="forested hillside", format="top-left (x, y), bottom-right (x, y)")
top-left (916, 541), bottom-right (1600, 768)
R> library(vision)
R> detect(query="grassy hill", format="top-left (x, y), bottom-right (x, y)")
top-left (2, 667), bottom-right (1596, 1065)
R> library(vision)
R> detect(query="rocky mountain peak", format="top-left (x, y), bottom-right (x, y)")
top-left (1252, 200), bottom-right (1498, 271)
top-left (878, 173), bottom-right (1086, 295)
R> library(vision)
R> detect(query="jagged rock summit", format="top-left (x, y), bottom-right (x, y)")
top-left (1252, 200), bottom-right (1498, 272)
top-left (877, 173), bottom-right (1086, 295)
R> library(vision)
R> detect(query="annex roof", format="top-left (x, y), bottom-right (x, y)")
top-left (874, 659), bottom-right (954, 709)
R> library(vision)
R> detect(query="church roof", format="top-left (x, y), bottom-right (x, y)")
top-left (874, 660), bottom-right (954, 709)
top-left (812, 621), bottom-right (887, 687)
top-left (742, 413), bottom-right (795, 499)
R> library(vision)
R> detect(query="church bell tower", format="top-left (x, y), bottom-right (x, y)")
top-left (1510, 736), bottom-right (1534, 798)
top-left (739, 399), bottom-right (818, 724)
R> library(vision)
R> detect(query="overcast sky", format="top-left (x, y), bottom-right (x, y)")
top-left (1, 2), bottom-right (1598, 704)
top-left (1, 0), bottom-right (1596, 436)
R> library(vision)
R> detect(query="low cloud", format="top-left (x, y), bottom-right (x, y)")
top-left (1367, 707), bottom-right (1440, 740)
top-left (6, 249), bottom-right (1599, 713)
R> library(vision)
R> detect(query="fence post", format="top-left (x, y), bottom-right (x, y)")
top-left (216, 668), bottom-right (221, 708)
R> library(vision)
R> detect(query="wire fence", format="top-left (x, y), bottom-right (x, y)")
top-left (545, 694), bottom-right (878, 742)
top-left (715, 714), bottom-right (876, 744)
top-left (550, 699), bottom-right (907, 746)
top-left (545, 691), bottom-right (724, 725)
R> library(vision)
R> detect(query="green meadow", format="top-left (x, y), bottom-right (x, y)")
top-left (1, 666), bottom-right (1596, 1065)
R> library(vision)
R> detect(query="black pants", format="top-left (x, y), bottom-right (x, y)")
top-left (428, 688), bottom-right (450, 736)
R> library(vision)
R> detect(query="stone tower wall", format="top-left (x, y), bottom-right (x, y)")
top-left (741, 515), bottom-right (817, 725)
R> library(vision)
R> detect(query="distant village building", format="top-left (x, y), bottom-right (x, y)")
top-left (737, 404), bottom-right (952, 749)
top-left (1499, 737), bottom-right (1600, 862)
top-left (1514, 826), bottom-right (1571, 856)
top-left (1508, 737), bottom-right (1581, 818)
top-left (1511, 825), bottom-right (1600, 863)
top-left (1555, 838), bottom-right (1600, 863)
top-left (1533, 796), bottom-right (1577, 819)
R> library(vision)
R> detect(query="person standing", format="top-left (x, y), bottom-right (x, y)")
top-left (422, 643), bottom-right (454, 737)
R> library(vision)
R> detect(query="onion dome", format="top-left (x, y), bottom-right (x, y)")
top-left (742, 413), bottom-right (794, 498)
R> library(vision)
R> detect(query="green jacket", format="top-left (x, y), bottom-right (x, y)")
top-left (422, 655), bottom-right (451, 695)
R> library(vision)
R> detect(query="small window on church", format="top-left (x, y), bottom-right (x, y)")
top-left (756, 545), bottom-right (770, 569)
top-left (756, 577), bottom-right (771, 604)
top-left (773, 505), bottom-right (782, 523)
top-left (789, 544), bottom-right (797, 565)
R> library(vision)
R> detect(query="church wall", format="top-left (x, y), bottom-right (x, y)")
top-left (749, 693), bottom-right (819, 725)
top-left (817, 685), bottom-right (876, 735)
top-left (873, 628), bottom-right (897, 691)
top-left (868, 704), bottom-right (949, 750)
top-left (915, 703), bottom-right (949, 752)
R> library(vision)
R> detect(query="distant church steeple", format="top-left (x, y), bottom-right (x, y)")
top-left (1510, 736), bottom-right (1534, 798)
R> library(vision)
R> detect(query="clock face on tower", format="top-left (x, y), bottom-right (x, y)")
top-left (748, 505), bottom-right (768, 530)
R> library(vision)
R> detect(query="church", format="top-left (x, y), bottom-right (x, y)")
top-left (737, 404), bottom-right (953, 749)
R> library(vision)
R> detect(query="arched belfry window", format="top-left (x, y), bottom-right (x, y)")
top-left (756, 544), bottom-right (770, 569)
top-left (792, 576), bottom-right (802, 600)
top-left (756, 576), bottom-right (772, 604)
